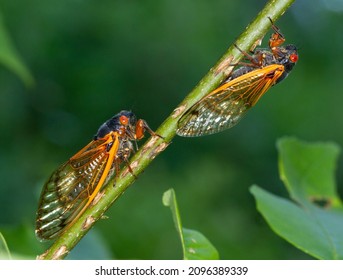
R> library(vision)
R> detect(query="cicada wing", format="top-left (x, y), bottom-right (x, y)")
top-left (35, 134), bottom-right (119, 240)
top-left (177, 90), bottom-right (250, 137)
top-left (177, 64), bottom-right (284, 137)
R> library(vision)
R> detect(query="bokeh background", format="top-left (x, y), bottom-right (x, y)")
top-left (1, 0), bottom-right (342, 259)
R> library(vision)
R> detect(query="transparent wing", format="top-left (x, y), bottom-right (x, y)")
top-left (177, 64), bottom-right (284, 137)
top-left (35, 133), bottom-right (119, 240)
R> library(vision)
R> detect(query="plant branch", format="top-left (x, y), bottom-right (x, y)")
top-left (38, 0), bottom-right (295, 260)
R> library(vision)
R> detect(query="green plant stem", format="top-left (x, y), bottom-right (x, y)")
top-left (38, 0), bottom-right (295, 260)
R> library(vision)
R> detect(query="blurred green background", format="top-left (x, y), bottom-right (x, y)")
top-left (1, 0), bottom-right (342, 259)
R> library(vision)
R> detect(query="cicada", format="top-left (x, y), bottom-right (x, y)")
top-left (177, 18), bottom-right (299, 137)
top-left (35, 110), bottom-right (157, 241)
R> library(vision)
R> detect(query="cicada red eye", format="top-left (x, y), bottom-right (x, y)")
top-left (290, 53), bottom-right (298, 63)
top-left (119, 115), bottom-right (129, 125)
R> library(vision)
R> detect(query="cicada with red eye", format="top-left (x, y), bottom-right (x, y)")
top-left (177, 18), bottom-right (299, 137)
top-left (35, 110), bottom-right (158, 241)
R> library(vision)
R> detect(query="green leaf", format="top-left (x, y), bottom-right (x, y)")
top-left (251, 137), bottom-right (343, 259)
top-left (0, 12), bottom-right (34, 87)
top-left (251, 186), bottom-right (343, 259)
top-left (0, 232), bottom-right (11, 260)
top-left (162, 188), bottom-right (219, 260)
top-left (277, 137), bottom-right (341, 207)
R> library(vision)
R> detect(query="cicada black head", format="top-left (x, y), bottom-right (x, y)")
top-left (275, 44), bottom-right (298, 84)
top-left (94, 110), bottom-right (137, 140)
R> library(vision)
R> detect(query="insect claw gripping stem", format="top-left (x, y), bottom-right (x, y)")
top-left (139, 119), bottom-right (164, 140)
top-left (233, 43), bottom-right (261, 67)
top-left (268, 17), bottom-right (286, 56)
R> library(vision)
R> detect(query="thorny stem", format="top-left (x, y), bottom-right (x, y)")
top-left (38, 0), bottom-right (295, 260)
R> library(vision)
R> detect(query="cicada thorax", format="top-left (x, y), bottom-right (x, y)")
top-left (176, 19), bottom-right (298, 137)
top-left (229, 42), bottom-right (298, 84)
top-left (36, 110), bottom-right (156, 241)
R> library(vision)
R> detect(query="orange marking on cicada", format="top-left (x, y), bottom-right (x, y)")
top-left (78, 133), bottom-right (119, 212)
top-left (135, 119), bottom-right (146, 140)
top-left (135, 119), bottom-right (163, 140)
top-left (208, 64), bottom-right (284, 107)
